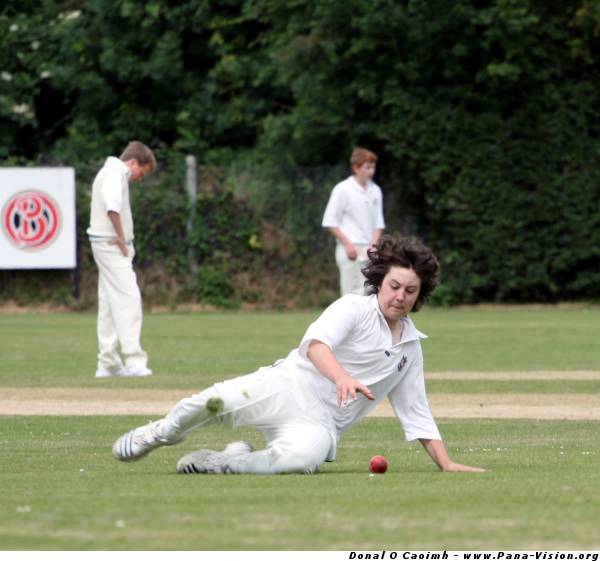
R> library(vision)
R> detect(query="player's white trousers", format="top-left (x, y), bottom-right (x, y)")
top-left (156, 364), bottom-right (336, 474)
top-left (91, 240), bottom-right (148, 370)
top-left (335, 243), bottom-right (369, 296)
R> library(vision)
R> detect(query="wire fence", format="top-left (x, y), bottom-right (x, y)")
top-left (1, 156), bottom-right (376, 308)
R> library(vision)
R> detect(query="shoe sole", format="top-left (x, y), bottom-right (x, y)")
top-left (96, 371), bottom-right (151, 378)
top-left (95, 371), bottom-right (126, 378)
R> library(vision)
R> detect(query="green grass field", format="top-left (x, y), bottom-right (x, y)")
top-left (1, 307), bottom-right (600, 550)
top-left (2, 306), bottom-right (600, 388)
top-left (1, 417), bottom-right (599, 550)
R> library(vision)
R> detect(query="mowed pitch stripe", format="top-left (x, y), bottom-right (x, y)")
top-left (426, 370), bottom-right (600, 380)
top-left (377, 394), bottom-right (600, 421)
top-left (0, 387), bottom-right (189, 416)
top-left (2, 381), bottom-right (600, 419)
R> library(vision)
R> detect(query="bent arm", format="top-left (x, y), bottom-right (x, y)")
top-left (370, 228), bottom-right (384, 248)
top-left (307, 340), bottom-right (374, 406)
top-left (419, 438), bottom-right (486, 472)
top-left (107, 211), bottom-right (128, 256)
top-left (328, 227), bottom-right (357, 260)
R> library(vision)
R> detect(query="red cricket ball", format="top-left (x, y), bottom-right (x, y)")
top-left (369, 454), bottom-right (388, 474)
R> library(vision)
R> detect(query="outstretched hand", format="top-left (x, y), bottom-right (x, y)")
top-left (336, 374), bottom-right (374, 406)
top-left (419, 439), bottom-right (487, 473)
top-left (442, 462), bottom-right (487, 473)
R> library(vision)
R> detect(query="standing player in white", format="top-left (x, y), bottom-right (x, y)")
top-left (322, 147), bottom-right (385, 296)
top-left (87, 141), bottom-right (156, 378)
top-left (112, 234), bottom-right (485, 475)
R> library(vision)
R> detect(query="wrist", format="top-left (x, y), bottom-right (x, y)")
top-left (333, 371), bottom-right (352, 384)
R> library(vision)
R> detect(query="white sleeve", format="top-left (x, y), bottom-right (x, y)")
top-left (387, 348), bottom-right (441, 442)
top-left (101, 169), bottom-right (123, 214)
top-left (321, 183), bottom-right (346, 228)
top-left (298, 296), bottom-right (360, 359)
top-left (374, 185), bottom-right (385, 229)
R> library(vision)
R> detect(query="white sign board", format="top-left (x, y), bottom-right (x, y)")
top-left (0, 168), bottom-right (76, 269)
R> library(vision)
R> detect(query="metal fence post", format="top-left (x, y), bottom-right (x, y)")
top-left (185, 155), bottom-right (198, 278)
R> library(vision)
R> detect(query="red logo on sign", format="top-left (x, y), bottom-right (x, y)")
top-left (2, 190), bottom-right (61, 250)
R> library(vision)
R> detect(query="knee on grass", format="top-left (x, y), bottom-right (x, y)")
top-left (265, 438), bottom-right (330, 475)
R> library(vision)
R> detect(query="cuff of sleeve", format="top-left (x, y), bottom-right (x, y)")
top-left (404, 429), bottom-right (442, 442)
top-left (298, 337), bottom-right (333, 360)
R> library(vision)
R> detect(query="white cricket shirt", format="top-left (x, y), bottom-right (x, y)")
top-left (87, 157), bottom-right (134, 241)
top-left (321, 176), bottom-right (385, 244)
top-left (285, 293), bottom-right (441, 443)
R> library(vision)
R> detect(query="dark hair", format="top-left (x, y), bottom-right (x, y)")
top-left (362, 234), bottom-right (440, 312)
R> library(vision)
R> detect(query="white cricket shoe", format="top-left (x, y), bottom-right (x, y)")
top-left (112, 421), bottom-right (171, 462)
top-left (223, 441), bottom-right (253, 456)
top-left (123, 365), bottom-right (153, 377)
top-left (95, 365), bottom-right (127, 378)
top-left (177, 441), bottom-right (253, 474)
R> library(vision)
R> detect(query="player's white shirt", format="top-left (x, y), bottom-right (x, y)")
top-left (87, 157), bottom-right (134, 241)
top-left (284, 293), bottom-right (441, 443)
top-left (321, 175), bottom-right (385, 244)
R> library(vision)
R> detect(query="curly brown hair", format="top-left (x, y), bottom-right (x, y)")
top-left (362, 234), bottom-right (440, 312)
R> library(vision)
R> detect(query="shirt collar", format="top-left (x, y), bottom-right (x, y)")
top-left (106, 156), bottom-right (131, 180)
top-left (349, 175), bottom-right (372, 193)
top-left (367, 293), bottom-right (428, 342)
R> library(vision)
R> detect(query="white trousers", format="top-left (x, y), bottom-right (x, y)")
top-left (156, 364), bottom-right (336, 474)
top-left (335, 243), bottom-right (369, 296)
top-left (91, 240), bottom-right (148, 370)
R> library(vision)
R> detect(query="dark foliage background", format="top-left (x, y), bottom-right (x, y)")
top-left (1, 1), bottom-right (599, 307)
